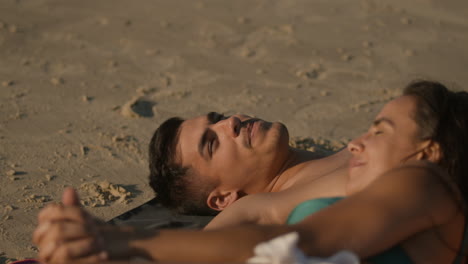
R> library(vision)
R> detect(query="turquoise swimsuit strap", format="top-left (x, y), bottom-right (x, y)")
top-left (453, 217), bottom-right (468, 264)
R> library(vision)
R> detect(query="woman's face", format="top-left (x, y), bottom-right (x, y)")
top-left (346, 95), bottom-right (426, 194)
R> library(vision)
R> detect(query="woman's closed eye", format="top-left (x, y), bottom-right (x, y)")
top-left (368, 124), bottom-right (384, 136)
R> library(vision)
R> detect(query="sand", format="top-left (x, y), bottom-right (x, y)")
top-left (1, 0), bottom-right (468, 262)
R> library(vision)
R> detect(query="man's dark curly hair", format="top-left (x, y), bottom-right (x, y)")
top-left (148, 117), bottom-right (218, 215)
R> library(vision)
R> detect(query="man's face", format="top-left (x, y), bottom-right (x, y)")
top-left (175, 112), bottom-right (290, 194)
top-left (346, 96), bottom-right (424, 194)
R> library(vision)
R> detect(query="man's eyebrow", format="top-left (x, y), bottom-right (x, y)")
top-left (373, 117), bottom-right (395, 128)
top-left (207, 112), bottom-right (219, 124)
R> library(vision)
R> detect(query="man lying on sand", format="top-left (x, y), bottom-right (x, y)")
top-left (33, 80), bottom-right (468, 263)
top-left (148, 110), bottom-right (351, 228)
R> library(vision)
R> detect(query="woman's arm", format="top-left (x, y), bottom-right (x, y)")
top-left (34, 162), bottom-right (458, 263)
top-left (34, 208), bottom-right (294, 263)
top-left (130, 224), bottom-right (294, 263)
top-left (125, 162), bottom-right (458, 261)
top-left (295, 162), bottom-right (460, 257)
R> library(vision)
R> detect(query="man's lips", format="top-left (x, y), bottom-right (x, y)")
top-left (242, 119), bottom-right (260, 147)
top-left (250, 120), bottom-right (262, 145)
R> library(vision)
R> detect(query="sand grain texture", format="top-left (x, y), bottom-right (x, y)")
top-left (1, 0), bottom-right (468, 261)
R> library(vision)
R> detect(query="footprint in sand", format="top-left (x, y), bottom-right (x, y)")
top-left (120, 97), bottom-right (156, 118)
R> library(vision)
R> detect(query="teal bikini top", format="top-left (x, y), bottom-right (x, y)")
top-left (287, 197), bottom-right (468, 264)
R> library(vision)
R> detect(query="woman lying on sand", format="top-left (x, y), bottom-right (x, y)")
top-left (33, 80), bottom-right (467, 263)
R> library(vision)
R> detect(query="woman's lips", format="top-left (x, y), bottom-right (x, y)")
top-left (349, 158), bottom-right (365, 169)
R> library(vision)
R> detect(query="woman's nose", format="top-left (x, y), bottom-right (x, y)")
top-left (347, 136), bottom-right (364, 153)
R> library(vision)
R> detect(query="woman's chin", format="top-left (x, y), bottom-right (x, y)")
top-left (345, 180), bottom-right (357, 196)
top-left (345, 173), bottom-right (366, 195)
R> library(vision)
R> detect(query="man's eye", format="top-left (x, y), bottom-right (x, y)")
top-left (208, 139), bottom-right (215, 156)
top-left (374, 131), bottom-right (383, 135)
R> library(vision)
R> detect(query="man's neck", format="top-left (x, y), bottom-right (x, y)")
top-left (264, 147), bottom-right (350, 193)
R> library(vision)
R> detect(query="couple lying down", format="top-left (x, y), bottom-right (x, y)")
top-left (33, 80), bottom-right (467, 264)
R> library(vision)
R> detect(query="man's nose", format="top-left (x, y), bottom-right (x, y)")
top-left (347, 136), bottom-right (364, 153)
top-left (217, 116), bottom-right (241, 138)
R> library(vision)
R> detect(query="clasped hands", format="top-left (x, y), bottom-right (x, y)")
top-left (33, 188), bottom-right (112, 264)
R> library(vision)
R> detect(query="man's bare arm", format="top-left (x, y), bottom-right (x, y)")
top-left (204, 193), bottom-right (282, 230)
top-left (204, 188), bottom-right (329, 230)
top-left (205, 160), bottom-right (350, 229)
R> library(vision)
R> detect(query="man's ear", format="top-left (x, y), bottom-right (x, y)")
top-left (417, 140), bottom-right (443, 163)
top-left (206, 190), bottom-right (241, 211)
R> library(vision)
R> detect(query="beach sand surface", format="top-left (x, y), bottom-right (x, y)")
top-left (1, 0), bottom-right (468, 262)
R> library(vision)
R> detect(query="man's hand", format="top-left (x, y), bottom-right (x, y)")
top-left (33, 188), bottom-right (108, 264)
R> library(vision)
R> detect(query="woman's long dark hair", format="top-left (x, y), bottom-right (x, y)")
top-left (403, 80), bottom-right (468, 213)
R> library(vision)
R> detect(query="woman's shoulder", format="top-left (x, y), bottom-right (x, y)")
top-left (366, 160), bottom-right (461, 225)
top-left (373, 161), bottom-right (466, 264)
top-left (380, 161), bottom-right (459, 201)
top-left (374, 160), bottom-right (450, 191)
